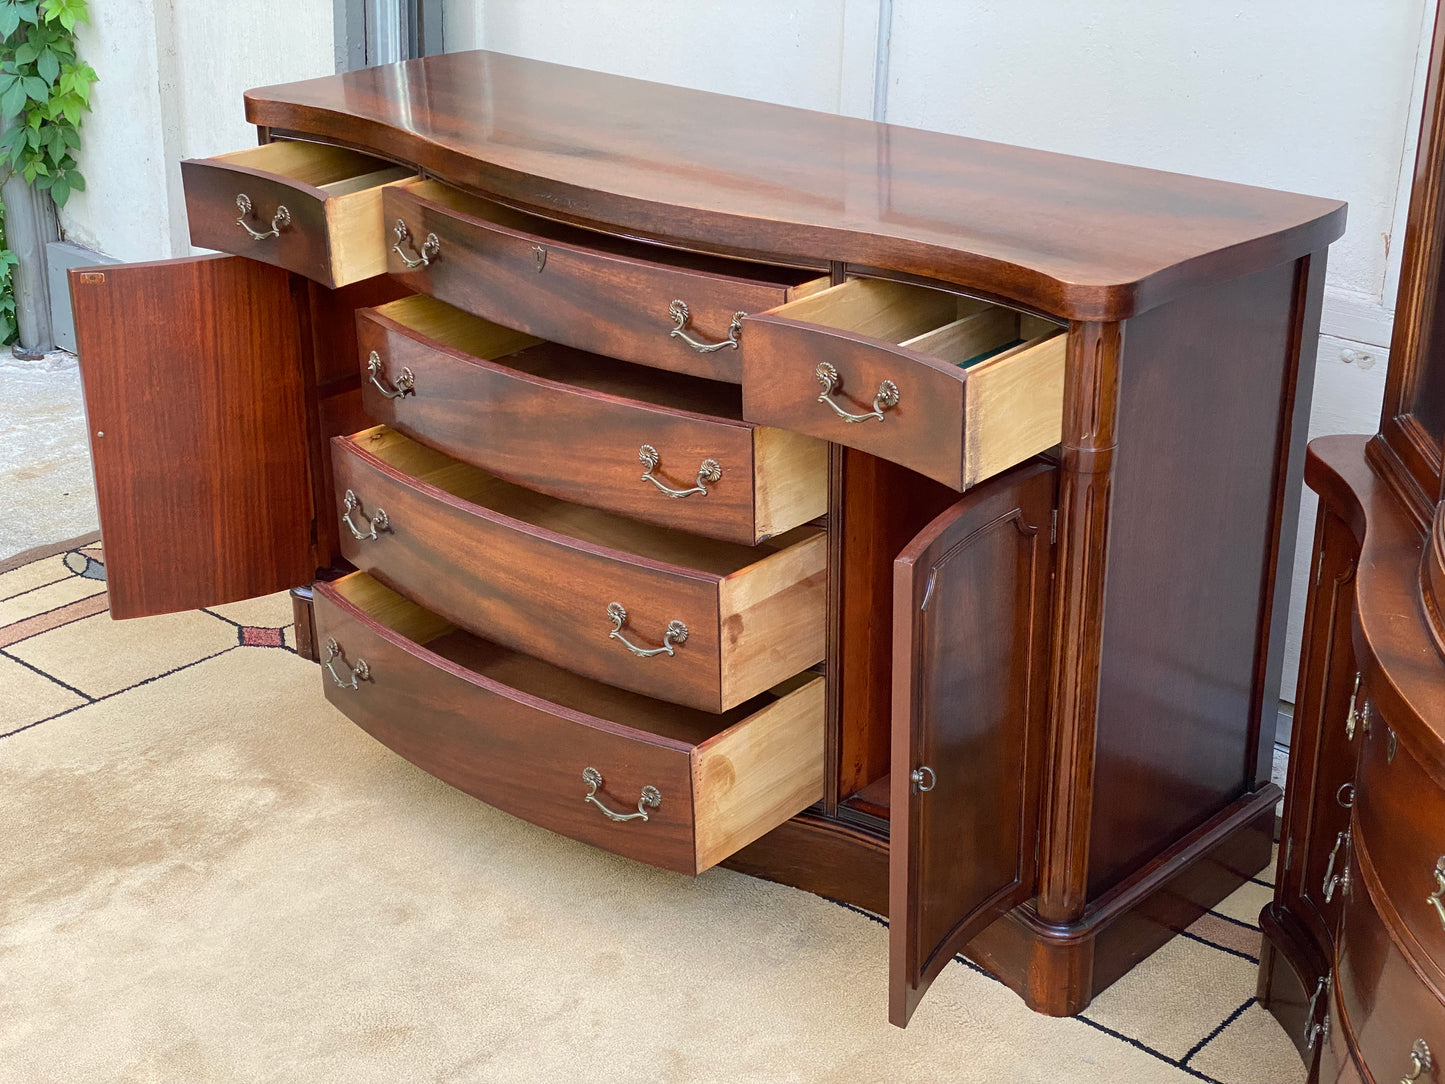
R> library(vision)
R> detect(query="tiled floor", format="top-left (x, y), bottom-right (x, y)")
top-left (0, 533), bottom-right (1306, 1083)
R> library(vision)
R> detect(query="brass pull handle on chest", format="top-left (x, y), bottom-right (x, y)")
top-left (669, 299), bottom-right (743, 352)
top-left (342, 489), bottom-right (389, 541)
top-left (392, 219), bottom-right (440, 268)
top-left (1304, 974), bottom-right (1332, 1050)
top-left (324, 638), bottom-right (369, 689)
top-left (367, 351), bottom-right (415, 400)
top-left (815, 362), bottom-right (899, 423)
top-left (582, 767), bottom-right (661, 822)
top-left (1322, 829), bottom-right (1351, 903)
top-left (234, 193), bottom-right (290, 240)
top-left (638, 444), bottom-right (721, 498)
top-left (1428, 858), bottom-right (1445, 930)
top-left (606, 602), bottom-right (687, 658)
top-left (1402, 1039), bottom-right (1432, 1084)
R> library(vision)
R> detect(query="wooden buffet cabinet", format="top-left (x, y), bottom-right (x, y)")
top-left (70, 51), bottom-right (1344, 1026)
top-left (1260, 9), bottom-right (1445, 1079)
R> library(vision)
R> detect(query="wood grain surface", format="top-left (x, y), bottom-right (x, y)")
top-left (314, 572), bottom-right (824, 875)
top-left (69, 255), bottom-right (314, 618)
top-left (357, 295), bottom-right (826, 544)
top-left (245, 50), bottom-right (1343, 320)
top-left (331, 427), bottom-right (826, 711)
top-left (385, 178), bottom-right (824, 382)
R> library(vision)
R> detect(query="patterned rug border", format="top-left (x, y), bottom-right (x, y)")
top-left (0, 531), bottom-right (102, 576)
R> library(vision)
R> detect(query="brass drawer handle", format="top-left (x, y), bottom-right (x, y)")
top-left (815, 362), bottom-right (899, 423)
top-left (342, 489), bottom-right (389, 541)
top-left (668, 299), bottom-right (743, 353)
top-left (1345, 672), bottom-right (1363, 739)
top-left (1322, 828), bottom-right (1351, 904)
top-left (1304, 974), bottom-right (1332, 1050)
top-left (582, 767), bottom-right (661, 822)
top-left (638, 444), bottom-right (721, 498)
top-left (1402, 1039), bottom-right (1432, 1084)
top-left (392, 219), bottom-right (440, 269)
top-left (606, 602), bottom-right (687, 658)
top-left (324, 638), bottom-right (369, 689)
top-left (234, 193), bottom-right (290, 240)
top-left (367, 351), bottom-right (415, 400)
top-left (1428, 857), bottom-right (1445, 929)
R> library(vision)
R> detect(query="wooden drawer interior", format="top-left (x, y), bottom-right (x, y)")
top-left (351, 424), bottom-right (814, 575)
top-left (184, 141), bottom-right (413, 286)
top-left (373, 293), bottom-right (749, 418)
top-left (321, 571), bottom-right (825, 874)
top-left (779, 277), bottom-right (1059, 367)
top-left (743, 277), bottom-right (1067, 489)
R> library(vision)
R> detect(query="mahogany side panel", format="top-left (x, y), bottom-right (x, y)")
top-left (69, 255), bottom-right (314, 618)
top-left (1088, 259), bottom-right (1303, 898)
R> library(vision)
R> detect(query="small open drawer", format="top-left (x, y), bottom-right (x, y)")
top-left (332, 426), bottom-right (827, 712)
top-left (741, 278), bottom-right (1066, 490)
top-left (314, 572), bottom-right (825, 875)
top-left (384, 177), bottom-right (830, 383)
top-left (181, 141), bottom-right (415, 287)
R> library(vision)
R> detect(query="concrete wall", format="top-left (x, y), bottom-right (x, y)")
top-left (59, 0), bottom-right (334, 262)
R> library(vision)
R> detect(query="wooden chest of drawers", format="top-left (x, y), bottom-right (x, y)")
top-left (68, 50), bottom-right (1343, 1026)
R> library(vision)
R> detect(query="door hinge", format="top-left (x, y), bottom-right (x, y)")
top-left (1283, 835), bottom-right (1293, 874)
top-left (1050, 508), bottom-right (1058, 544)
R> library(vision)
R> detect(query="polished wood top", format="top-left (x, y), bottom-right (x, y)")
top-left (245, 50), bottom-right (1345, 321)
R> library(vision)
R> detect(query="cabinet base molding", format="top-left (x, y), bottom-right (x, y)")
top-left (725, 784), bottom-right (1278, 1015)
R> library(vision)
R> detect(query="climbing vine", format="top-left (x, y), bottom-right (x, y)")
top-left (0, 0), bottom-right (97, 206)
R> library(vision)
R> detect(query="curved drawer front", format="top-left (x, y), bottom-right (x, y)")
top-left (1356, 714), bottom-right (1445, 968)
top-left (332, 427), bottom-right (827, 712)
top-left (357, 295), bottom-right (827, 544)
top-left (181, 141), bottom-right (413, 287)
top-left (313, 573), bottom-right (825, 876)
top-left (384, 178), bottom-right (828, 383)
top-left (1337, 838), bottom-right (1445, 1084)
top-left (742, 277), bottom-right (1067, 490)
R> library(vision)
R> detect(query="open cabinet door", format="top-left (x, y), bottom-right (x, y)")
top-left (889, 460), bottom-right (1056, 1026)
top-left (70, 255), bottom-right (315, 618)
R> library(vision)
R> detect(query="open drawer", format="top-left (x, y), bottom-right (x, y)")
top-left (741, 278), bottom-right (1066, 490)
top-left (384, 178), bottom-right (830, 382)
top-left (314, 572), bottom-right (825, 876)
top-left (181, 141), bottom-right (414, 287)
top-left (358, 294), bottom-right (827, 545)
top-left (332, 426), bottom-right (827, 712)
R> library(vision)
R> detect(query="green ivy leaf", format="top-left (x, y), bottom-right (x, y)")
top-left (0, 78), bottom-right (25, 118)
top-left (14, 39), bottom-right (40, 64)
top-left (0, 8), bottom-right (22, 38)
top-left (67, 167), bottom-right (82, 190)
top-left (21, 74), bottom-right (47, 100)
top-left (49, 176), bottom-right (68, 204)
top-left (36, 47), bottom-right (58, 82)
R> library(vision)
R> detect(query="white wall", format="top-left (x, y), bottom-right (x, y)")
top-left (445, 0), bottom-right (1435, 707)
top-left (59, 0), bottom-right (334, 262)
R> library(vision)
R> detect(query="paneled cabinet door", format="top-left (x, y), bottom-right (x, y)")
top-left (69, 254), bottom-right (315, 618)
top-left (889, 461), bottom-right (1056, 1026)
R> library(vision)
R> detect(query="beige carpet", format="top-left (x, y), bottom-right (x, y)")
top-left (0, 536), bottom-right (1305, 1084)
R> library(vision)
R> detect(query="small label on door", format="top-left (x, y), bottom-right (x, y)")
top-left (78, 272), bottom-right (106, 284)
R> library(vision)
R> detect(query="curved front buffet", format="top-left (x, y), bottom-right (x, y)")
top-left (69, 49), bottom-right (1344, 1027)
